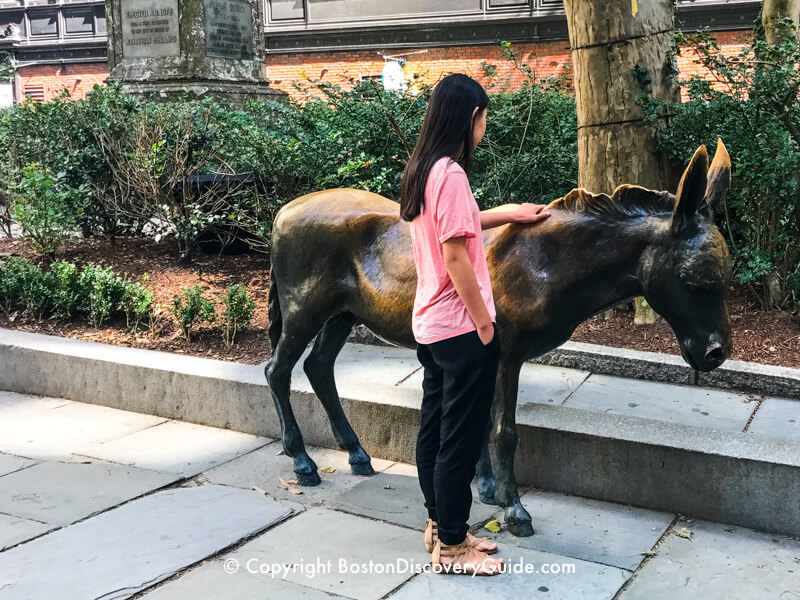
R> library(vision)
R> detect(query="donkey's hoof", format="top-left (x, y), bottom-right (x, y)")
top-left (295, 470), bottom-right (322, 486)
top-left (477, 477), bottom-right (497, 505)
top-left (350, 461), bottom-right (375, 476)
top-left (348, 447), bottom-right (375, 476)
top-left (505, 503), bottom-right (535, 537)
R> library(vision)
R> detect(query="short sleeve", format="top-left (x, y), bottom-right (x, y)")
top-left (434, 168), bottom-right (477, 244)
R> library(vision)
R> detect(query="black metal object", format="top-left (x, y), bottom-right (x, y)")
top-left (180, 172), bottom-right (269, 255)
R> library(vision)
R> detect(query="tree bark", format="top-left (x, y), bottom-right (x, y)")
top-left (762, 0), bottom-right (800, 45)
top-left (563, 0), bottom-right (681, 323)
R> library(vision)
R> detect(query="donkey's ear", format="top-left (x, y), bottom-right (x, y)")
top-left (703, 138), bottom-right (731, 216)
top-left (671, 145), bottom-right (709, 235)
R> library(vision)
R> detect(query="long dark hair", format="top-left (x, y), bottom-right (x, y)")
top-left (399, 74), bottom-right (489, 221)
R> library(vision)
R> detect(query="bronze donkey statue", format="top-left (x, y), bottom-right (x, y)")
top-left (266, 140), bottom-right (733, 537)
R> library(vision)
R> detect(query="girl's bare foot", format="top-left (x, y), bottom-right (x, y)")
top-left (424, 519), bottom-right (498, 554)
top-left (430, 537), bottom-right (504, 576)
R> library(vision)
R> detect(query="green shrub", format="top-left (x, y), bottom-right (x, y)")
top-left (121, 275), bottom-right (153, 334)
top-left (170, 285), bottom-right (216, 343)
top-left (44, 260), bottom-right (82, 319)
top-left (10, 165), bottom-right (84, 258)
top-left (0, 53), bottom-right (579, 258)
top-left (2, 258), bottom-right (49, 318)
top-left (219, 283), bottom-right (256, 347)
top-left (0, 257), bottom-right (35, 314)
top-left (77, 264), bottom-right (128, 327)
top-left (0, 256), bottom-right (153, 328)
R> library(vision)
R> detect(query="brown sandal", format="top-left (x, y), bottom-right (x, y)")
top-left (424, 518), bottom-right (498, 554)
top-left (430, 537), bottom-right (504, 576)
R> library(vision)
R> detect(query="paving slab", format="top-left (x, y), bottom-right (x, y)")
top-left (0, 459), bottom-right (178, 526)
top-left (0, 398), bottom-right (166, 460)
top-left (618, 520), bottom-right (800, 600)
top-left (140, 560), bottom-right (351, 599)
top-left (748, 397), bottom-right (800, 441)
top-left (399, 362), bottom-right (590, 407)
top-left (78, 420), bottom-right (271, 477)
top-left (0, 484), bottom-right (293, 600)
top-left (0, 453), bottom-right (35, 477)
top-left (0, 514), bottom-right (52, 551)
top-left (0, 391), bottom-right (71, 413)
top-left (388, 544), bottom-right (630, 600)
top-left (292, 343), bottom-right (421, 394)
top-left (204, 442), bottom-right (395, 505)
top-left (563, 374), bottom-right (757, 432)
top-left (225, 507), bottom-right (421, 600)
top-left (489, 490), bottom-right (675, 571)
top-left (327, 462), bottom-right (498, 531)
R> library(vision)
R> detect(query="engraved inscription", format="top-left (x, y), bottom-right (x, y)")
top-left (121, 0), bottom-right (180, 58)
top-left (205, 0), bottom-right (254, 60)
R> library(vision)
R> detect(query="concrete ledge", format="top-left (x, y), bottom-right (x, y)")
top-left (0, 328), bottom-right (798, 537)
top-left (350, 324), bottom-right (800, 400)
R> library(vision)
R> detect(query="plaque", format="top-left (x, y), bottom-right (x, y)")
top-left (121, 0), bottom-right (180, 58)
top-left (204, 0), bottom-right (254, 60)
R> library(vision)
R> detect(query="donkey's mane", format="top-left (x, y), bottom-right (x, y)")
top-left (547, 184), bottom-right (676, 219)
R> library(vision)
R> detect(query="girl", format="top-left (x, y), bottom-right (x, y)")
top-left (399, 73), bottom-right (551, 576)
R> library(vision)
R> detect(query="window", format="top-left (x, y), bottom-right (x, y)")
top-left (63, 8), bottom-right (94, 36)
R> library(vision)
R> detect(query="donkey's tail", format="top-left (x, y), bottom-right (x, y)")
top-left (268, 261), bottom-right (282, 353)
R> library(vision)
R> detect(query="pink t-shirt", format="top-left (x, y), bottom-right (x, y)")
top-left (409, 156), bottom-right (496, 344)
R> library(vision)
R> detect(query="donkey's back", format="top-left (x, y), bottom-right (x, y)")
top-left (271, 188), bottom-right (420, 346)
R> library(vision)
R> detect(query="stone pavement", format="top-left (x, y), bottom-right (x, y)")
top-left (0, 390), bottom-right (798, 600)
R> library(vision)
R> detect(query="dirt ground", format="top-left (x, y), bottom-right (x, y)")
top-left (0, 236), bottom-right (798, 369)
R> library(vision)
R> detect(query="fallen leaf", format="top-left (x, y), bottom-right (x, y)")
top-left (279, 477), bottom-right (303, 495)
top-left (321, 466), bottom-right (336, 473)
top-left (484, 519), bottom-right (501, 533)
top-left (641, 550), bottom-right (657, 557)
top-left (675, 527), bottom-right (692, 539)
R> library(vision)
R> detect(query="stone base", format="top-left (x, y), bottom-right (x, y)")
top-left (117, 78), bottom-right (287, 105)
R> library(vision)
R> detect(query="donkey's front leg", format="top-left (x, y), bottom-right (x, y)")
top-left (493, 358), bottom-right (534, 537)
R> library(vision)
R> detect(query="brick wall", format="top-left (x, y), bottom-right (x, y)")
top-left (265, 40), bottom-right (574, 99)
top-left (15, 29), bottom-right (750, 103)
top-left (17, 62), bottom-right (109, 102)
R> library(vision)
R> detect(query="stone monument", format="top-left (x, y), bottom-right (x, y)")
top-left (105, 0), bottom-right (284, 103)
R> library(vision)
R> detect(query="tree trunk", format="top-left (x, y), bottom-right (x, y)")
top-left (564, 0), bottom-right (681, 323)
top-left (762, 0), bottom-right (800, 45)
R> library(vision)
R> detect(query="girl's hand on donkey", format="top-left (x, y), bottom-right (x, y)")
top-left (513, 203), bottom-right (551, 224)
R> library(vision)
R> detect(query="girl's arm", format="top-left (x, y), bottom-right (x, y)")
top-left (480, 202), bottom-right (552, 230)
top-left (442, 236), bottom-right (493, 339)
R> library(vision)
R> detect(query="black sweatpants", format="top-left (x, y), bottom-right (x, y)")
top-left (414, 321), bottom-right (501, 545)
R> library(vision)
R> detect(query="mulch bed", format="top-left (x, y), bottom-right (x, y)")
top-left (0, 236), bottom-right (798, 369)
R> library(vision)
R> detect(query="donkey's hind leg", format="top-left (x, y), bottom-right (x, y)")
top-left (265, 318), bottom-right (325, 487)
top-left (303, 313), bottom-right (375, 476)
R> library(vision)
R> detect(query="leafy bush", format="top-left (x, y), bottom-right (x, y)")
top-left (76, 264), bottom-right (129, 327)
top-left (219, 283), bottom-right (256, 347)
top-left (0, 56), bottom-right (578, 258)
top-left (122, 275), bottom-right (154, 334)
top-left (47, 260), bottom-right (81, 319)
top-left (0, 257), bottom-right (152, 328)
top-left (0, 257), bottom-right (37, 314)
top-left (10, 165), bottom-right (84, 258)
top-left (638, 26), bottom-right (800, 310)
top-left (170, 285), bottom-right (216, 343)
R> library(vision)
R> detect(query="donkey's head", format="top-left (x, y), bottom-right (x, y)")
top-left (640, 139), bottom-right (733, 371)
